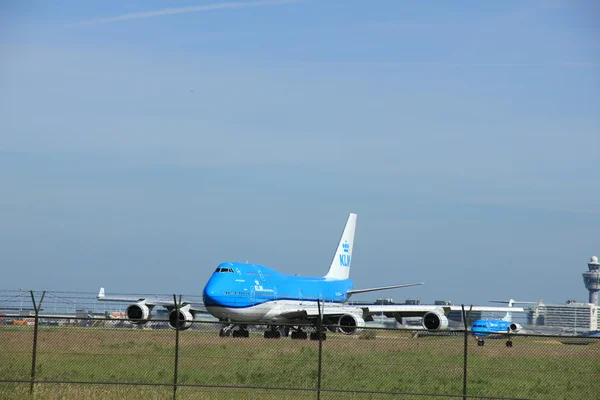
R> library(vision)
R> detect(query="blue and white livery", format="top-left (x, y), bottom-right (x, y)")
top-left (98, 213), bottom-right (523, 339)
top-left (471, 299), bottom-right (538, 347)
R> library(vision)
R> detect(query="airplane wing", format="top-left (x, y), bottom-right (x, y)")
top-left (280, 303), bottom-right (523, 320)
top-left (273, 300), bottom-right (527, 337)
top-left (362, 304), bottom-right (524, 330)
top-left (97, 288), bottom-right (206, 313)
top-left (279, 303), bottom-right (525, 334)
top-left (362, 304), bottom-right (524, 315)
top-left (347, 282), bottom-right (424, 295)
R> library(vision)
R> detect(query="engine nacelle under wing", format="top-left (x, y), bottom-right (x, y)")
top-left (338, 313), bottom-right (366, 335)
top-left (126, 302), bottom-right (153, 324)
top-left (422, 311), bottom-right (449, 331)
top-left (168, 307), bottom-right (194, 331)
top-left (509, 323), bottom-right (523, 332)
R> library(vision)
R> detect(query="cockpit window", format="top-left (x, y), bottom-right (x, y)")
top-left (214, 267), bottom-right (234, 273)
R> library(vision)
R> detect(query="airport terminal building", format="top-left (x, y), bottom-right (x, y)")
top-left (529, 301), bottom-right (598, 333)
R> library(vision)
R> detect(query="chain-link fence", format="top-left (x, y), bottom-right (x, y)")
top-left (1, 292), bottom-right (599, 399)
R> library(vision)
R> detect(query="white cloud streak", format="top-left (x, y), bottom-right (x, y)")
top-left (77, 0), bottom-right (304, 25)
top-left (291, 60), bottom-right (600, 68)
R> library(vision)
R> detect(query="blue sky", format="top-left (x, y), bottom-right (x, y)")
top-left (1, 0), bottom-right (598, 305)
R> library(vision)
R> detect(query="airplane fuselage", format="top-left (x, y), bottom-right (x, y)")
top-left (471, 319), bottom-right (511, 338)
top-left (202, 262), bottom-right (354, 323)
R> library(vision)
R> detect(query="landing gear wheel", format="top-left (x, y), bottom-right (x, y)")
top-left (310, 332), bottom-right (327, 341)
top-left (291, 331), bottom-right (308, 340)
top-left (233, 329), bottom-right (249, 338)
top-left (506, 340), bottom-right (513, 347)
top-left (219, 328), bottom-right (231, 337)
top-left (264, 330), bottom-right (281, 339)
top-left (477, 339), bottom-right (484, 346)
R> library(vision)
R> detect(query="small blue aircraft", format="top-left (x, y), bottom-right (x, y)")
top-left (471, 299), bottom-right (538, 347)
top-left (99, 213), bottom-right (522, 339)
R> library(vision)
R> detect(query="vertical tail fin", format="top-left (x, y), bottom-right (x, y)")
top-left (490, 299), bottom-right (538, 322)
top-left (324, 213), bottom-right (357, 280)
top-left (502, 299), bottom-right (515, 322)
top-left (489, 299), bottom-right (515, 322)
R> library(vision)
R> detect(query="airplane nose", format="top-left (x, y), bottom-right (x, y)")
top-left (202, 280), bottom-right (219, 306)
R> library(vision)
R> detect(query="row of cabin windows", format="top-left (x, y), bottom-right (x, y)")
top-left (221, 291), bottom-right (341, 301)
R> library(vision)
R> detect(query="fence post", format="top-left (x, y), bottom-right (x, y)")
top-left (29, 290), bottom-right (45, 395)
top-left (172, 295), bottom-right (182, 400)
top-left (317, 299), bottom-right (323, 400)
top-left (461, 305), bottom-right (472, 400)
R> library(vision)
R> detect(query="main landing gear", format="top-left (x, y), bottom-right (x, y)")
top-left (264, 326), bottom-right (281, 339)
top-left (291, 327), bottom-right (326, 341)
top-left (475, 338), bottom-right (514, 347)
top-left (291, 330), bottom-right (308, 340)
top-left (220, 324), bottom-right (326, 340)
top-left (219, 324), bottom-right (249, 338)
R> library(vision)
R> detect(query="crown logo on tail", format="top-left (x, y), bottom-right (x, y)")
top-left (342, 241), bottom-right (350, 253)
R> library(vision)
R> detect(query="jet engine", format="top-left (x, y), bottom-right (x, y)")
top-left (422, 311), bottom-right (449, 331)
top-left (509, 323), bottom-right (522, 332)
top-left (126, 302), bottom-right (153, 324)
top-left (338, 313), bottom-right (365, 335)
top-left (168, 306), bottom-right (194, 331)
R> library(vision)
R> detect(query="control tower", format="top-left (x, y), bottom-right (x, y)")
top-left (582, 256), bottom-right (600, 305)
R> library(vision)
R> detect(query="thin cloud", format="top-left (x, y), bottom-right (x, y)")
top-left (290, 60), bottom-right (600, 68)
top-left (77, 0), bottom-right (304, 25)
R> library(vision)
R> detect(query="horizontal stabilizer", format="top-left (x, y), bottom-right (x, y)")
top-left (347, 282), bottom-right (424, 295)
top-left (489, 299), bottom-right (540, 306)
top-left (489, 299), bottom-right (540, 322)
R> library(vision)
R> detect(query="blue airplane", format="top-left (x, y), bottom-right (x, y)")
top-left (99, 213), bottom-right (522, 339)
top-left (471, 299), bottom-right (538, 347)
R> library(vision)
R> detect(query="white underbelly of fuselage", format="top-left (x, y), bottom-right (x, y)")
top-left (205, 300), bottom-right (349, 323)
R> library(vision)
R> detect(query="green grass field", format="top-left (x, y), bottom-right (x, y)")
top-left (1, 323), bottom-right (598, 399)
